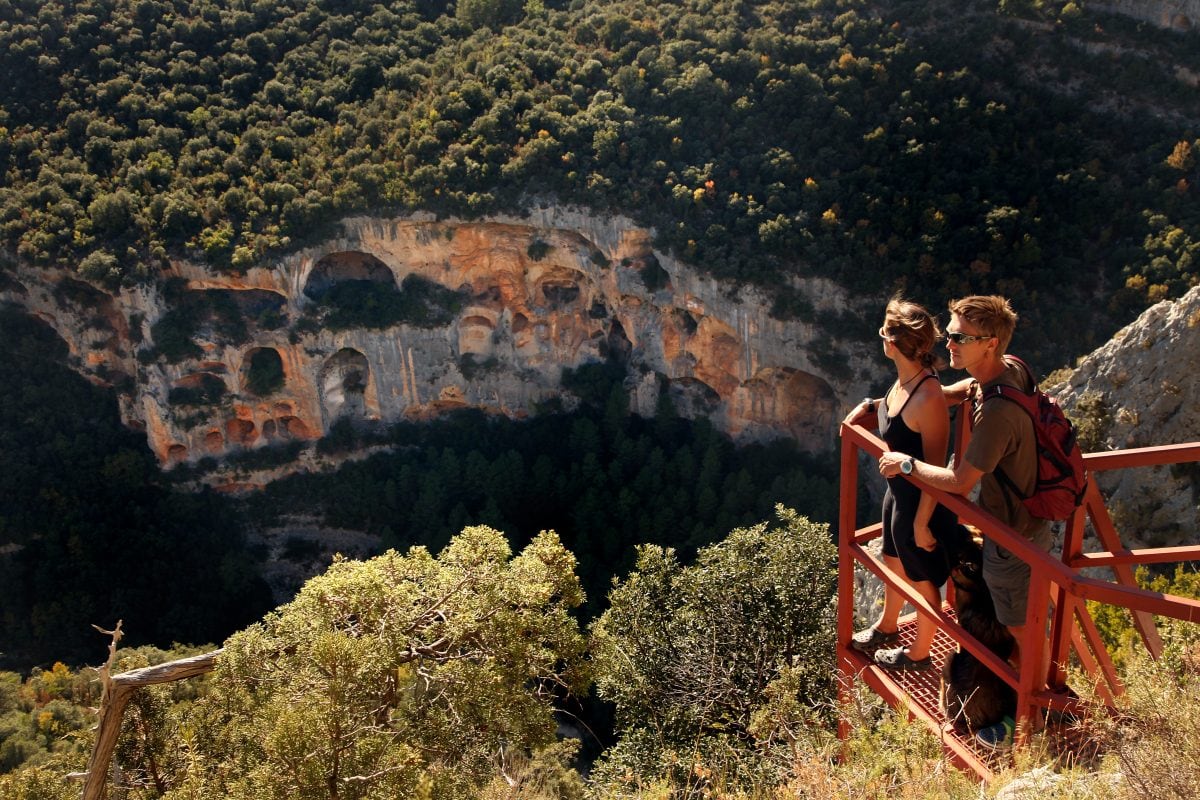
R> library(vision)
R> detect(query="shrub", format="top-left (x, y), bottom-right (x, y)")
top-left (527, 238), bottom-right (552, 261)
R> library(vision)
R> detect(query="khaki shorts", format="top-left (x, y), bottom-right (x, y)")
top-left (982, 521), bottom-right (1054, 628)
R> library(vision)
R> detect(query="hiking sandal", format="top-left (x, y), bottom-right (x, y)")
top-left (873, 647), bottom-right (932, 671)
top-left (849, 626), bottom-right (900, 652)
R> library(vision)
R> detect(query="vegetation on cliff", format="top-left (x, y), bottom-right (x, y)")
top-left (1, 0), bottom-right (1198, 364)
top-left (1, 519), bottom-right (1198, 799)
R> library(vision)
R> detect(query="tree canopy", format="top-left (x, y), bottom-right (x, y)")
top-left (588, 506), bottom-right (838, 793)
top-left (123, 526), bottom-right (589, 800)
top-left (1, 1), bottom-right (1198, 364)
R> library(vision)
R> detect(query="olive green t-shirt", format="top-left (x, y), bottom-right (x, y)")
top-left (963, 358), bottom-right (1044, 539)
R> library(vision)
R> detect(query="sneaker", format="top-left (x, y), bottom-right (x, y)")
top-left (975, 716), bottom-right (1015, 751)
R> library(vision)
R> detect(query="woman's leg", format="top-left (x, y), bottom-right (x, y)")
top-left (906, 578), bottom-right (942, 661)
top-left (873, 553), bottom-right (905, 633)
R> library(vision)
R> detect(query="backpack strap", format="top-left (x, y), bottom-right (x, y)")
top-left (975, 356), bottom-right (1038, 501)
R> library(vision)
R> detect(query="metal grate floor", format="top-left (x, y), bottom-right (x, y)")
top-left (850, 607), bottom-right (1097, 779)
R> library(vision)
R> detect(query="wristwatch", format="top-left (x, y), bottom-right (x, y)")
top-left (900, 457), bottom-right (914, 475)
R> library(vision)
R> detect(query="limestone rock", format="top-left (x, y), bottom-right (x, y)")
top-left (1092, 1), bottom-right (1200, 32)
top-left (1050, 285), bottom-right (1200, 549)
top-left (2, 209), bottom-right (883, 475)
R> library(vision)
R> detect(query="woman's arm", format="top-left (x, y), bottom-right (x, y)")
top-left (908, 381), bottom-right (950, 550)
top-left (840, 397), bottom-right (878, 431)
top-left (942, 376), bottom-right (975, 407)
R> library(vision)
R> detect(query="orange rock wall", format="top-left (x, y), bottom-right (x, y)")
top-left (5, 210), bottom-right (872, 471)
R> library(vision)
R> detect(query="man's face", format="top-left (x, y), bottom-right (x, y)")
top-left (945, 312), bottom-right (996, 373)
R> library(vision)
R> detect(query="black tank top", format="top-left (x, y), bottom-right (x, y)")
top-left (877, 374), bottom-right (939, 493)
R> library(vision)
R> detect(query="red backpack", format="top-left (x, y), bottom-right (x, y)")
top-left (977, 356), bottom-right (1088, 521)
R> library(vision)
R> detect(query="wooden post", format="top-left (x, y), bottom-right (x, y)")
top-left (78, 624), bottom-right (222, 800)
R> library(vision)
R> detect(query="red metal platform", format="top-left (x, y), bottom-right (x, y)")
top-left (838, 411), bottom-right (1200, 782)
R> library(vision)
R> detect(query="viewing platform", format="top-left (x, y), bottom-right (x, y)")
top-left (838, 411), bottom-right (1200, 781)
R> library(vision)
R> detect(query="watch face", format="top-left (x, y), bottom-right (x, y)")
top-left (901, 459), bottom-right (913, 474)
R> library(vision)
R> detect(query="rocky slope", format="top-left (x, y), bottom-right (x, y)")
top-left (1094, 0), bottom-right (1200, 31)
top-left (1051, 284), bottom-right (1200, 549)
top-left (2, 208), bottom-right (879, 474)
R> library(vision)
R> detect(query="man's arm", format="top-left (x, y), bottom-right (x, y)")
top-left (878, 449), bottom-right (983, 497)
top-left (942, 376), bottom-right (975, 407)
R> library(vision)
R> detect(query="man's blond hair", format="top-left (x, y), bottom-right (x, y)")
top-left (949, 295), bottom-right (1018, 353)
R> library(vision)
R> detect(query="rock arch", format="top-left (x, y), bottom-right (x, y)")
top-left (304, 250), bottom-right (394, 300)
top-left (459, 310), bottom-right (498, 357)
top-left (732, 367), bottom-right (837, 449)
top-left (320, 348), bottom-right (371, 423)
top-left (204, 430), bottom-right (224, 453)
top-left (242, 346), bottom-right (286, 396)
top-left (226, 418), bottom-right (258, 447)
top-left (533, 268), bottom-right (586, 309)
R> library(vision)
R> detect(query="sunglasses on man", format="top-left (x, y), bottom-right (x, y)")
top-left (944, 331), bottom-right (994, 345)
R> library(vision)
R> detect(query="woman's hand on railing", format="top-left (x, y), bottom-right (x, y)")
top-left (840, 398), bottom-right (875, 432)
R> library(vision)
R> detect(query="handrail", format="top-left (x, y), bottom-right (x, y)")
top-left (1082, 442), bottom-right (1200, 471)
top-left (837, 413), bottom-right (1200, 780)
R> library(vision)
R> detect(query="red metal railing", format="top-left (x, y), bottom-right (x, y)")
top-left (837, 412), bottom-right (1200, 780)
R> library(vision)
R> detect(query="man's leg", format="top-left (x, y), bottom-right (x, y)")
top-left (1005, 622), bottom-right (1051, 683)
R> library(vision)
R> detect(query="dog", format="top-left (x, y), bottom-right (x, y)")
top-left (941, 536), bottom-right (1017, 733)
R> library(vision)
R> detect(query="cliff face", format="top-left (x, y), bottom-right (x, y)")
top-left (3, 209), bottom-right (878, 471)
top-left (1050, 285), bottom-right (1200, 549)
top-left (1093, 1), bottom-right (1200, 31)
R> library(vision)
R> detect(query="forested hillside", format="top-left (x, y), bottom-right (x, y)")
top-left (2, 0), bottom-right (1198, 364)
top-left (2, 1), bottom-right (1200, 792)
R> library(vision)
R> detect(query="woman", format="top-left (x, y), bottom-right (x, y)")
top-left (842, 297), bottom-right (963, 671)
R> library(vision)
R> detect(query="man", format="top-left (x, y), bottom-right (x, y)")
top-left (877, 295), bottom-right (1053, 750)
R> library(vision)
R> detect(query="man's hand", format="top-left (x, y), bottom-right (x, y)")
top-left (878, 450), bottom-right (910, 477)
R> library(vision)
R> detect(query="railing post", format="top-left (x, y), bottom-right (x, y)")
top-left (1014, 562), bottom-right (1053, 747)
top-left (1049, 510), bottom-right (1085, 690)
top-left (837, 424), bottom-right (861, 743)
top-left (1083, 480), bottom-right (1164, 658)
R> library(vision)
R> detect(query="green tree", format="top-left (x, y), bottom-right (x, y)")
top-left (169, 526), bottom-right (589, 799)
top-left (456, 0), bottom-right (525, 30)
top-left (588, 506), bottom-right (837, 792)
